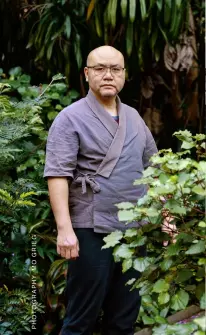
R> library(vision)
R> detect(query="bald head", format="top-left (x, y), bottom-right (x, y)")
top-left (86, 46), bottom-right (124, 67)
top-left (84, 45), bottom-right (125, 100)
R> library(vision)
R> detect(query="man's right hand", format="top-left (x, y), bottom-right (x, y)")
top-left (57, 229), bottom-right (79, 260)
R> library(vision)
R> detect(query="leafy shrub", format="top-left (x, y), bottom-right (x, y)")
top-left (103, 130), bottom-right (206, 334)
top-left (0, 71), bottom-right (78, 334)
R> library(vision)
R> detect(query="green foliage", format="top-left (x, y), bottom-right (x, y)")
top-left (103, 131), bottom-right (206, 333)
top-left (27, 0), bottom-right (90, 77)
top-left (0, 71), bottom-right (77, 334)
top-left (0, 286), bottom-right (44, 335)
top-left (25, 0), bottom-right (193, 77)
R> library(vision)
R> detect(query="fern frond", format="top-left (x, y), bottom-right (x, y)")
top-left (15, 200), bottom-right (36, 207)
top-left (0, 189), bottom-right (13, 204)
top-left (19, 191), bottom-right (37, 199)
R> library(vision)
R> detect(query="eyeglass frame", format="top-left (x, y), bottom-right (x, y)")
top-left (86, 64), bottom-right (125, 76)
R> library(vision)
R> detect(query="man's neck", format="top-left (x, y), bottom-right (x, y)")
top-left (92, 90), bottom-right (118, 116)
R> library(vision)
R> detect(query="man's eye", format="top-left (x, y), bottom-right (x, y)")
top-left (95, 67), bottom-right (104, 72)
top-left (112, 67), bottom-right (121, 72)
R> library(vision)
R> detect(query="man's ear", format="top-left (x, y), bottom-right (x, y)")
top-left (84, 67), bottom-right (88, 82)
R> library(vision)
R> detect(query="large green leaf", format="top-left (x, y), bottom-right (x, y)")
top-left (165, 243), bottom-right (181, 256)
top-left (142, 315), bottom-right (155, 325)
top-left (113, 243), bottom-right (134, 259)
top-left (126, 21), bottom-right (133, 56)
top-left (139, 0), bottom-right (146, 21)
top-left (175, 269), bottom-right (193, 283)
top-left (122, 258), bottom-right (133, 272)
top-left (153, 279), bottom-right (170, 293)
top-left (124, 228), bottom-right (137, 238)
top-left (120, 0), bottom-right (127, 18)
top-left (171, 289), bottom-right (189, 311)
top-left (64, 16), bottom-right (71, 39)
top-left (185, 240), bottom-right (205, 255)
top-left (129, 0), bottom-right (136, 23)
top-left (111, 0), bottom-right (117, 28)
top-left (133, 257), bottom-right (153, 272)
top-left (164, 199), bottom-right (186, 215)
top-left (118, 209), bottom-right (136, 221)
top-left (129, 236), bottom-right (147, 247)
top-left (102, 231), bottom-right (123, 248)
top-left (192, 185), bottom-right (206, 196)
top-left (160, 258), bottom-right (173, 271)
top-left (158, 292), bottom-right (170, 305)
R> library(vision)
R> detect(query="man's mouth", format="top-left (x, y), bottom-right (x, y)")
top-left (101, 85), bottom-right (115, 88)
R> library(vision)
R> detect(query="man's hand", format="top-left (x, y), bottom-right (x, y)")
top-left (57, 229), bottom-right (79, 259)
top-left (162, 213), bottom-right (178, 247)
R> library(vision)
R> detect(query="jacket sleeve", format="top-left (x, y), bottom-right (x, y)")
top-left (44, 110), bottom-right (79, 179)
top-left (142, 123), bottom-right (158, 169)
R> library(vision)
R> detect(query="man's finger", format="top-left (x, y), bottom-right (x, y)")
top-left (65, 248), bottom-right (71, 259)
top-left (57, 245), bottom-right (61, 254)
top-left (60, 247), bottom-right (67, 258)
top-left (70, 248), bottom-right (78, 259)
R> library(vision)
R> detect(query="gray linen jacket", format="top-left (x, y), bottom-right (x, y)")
top-left (44, 89), bottom-right (158, 233)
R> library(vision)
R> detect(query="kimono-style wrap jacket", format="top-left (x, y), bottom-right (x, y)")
top-left (44, 89), bottom-right (158, 233)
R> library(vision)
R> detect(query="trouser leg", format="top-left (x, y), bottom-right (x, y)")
top-left (101, 248), bottom-right (146, 335)
top-left (61, 229), bottom-right (114, 335)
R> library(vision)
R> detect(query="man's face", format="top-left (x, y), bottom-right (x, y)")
top-left (84, 48), bottom-right (125, 98)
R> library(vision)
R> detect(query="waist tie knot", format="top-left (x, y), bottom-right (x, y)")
top-left (75, 174), bottom-right (101, 195)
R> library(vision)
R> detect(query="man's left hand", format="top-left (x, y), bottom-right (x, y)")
top-left (162, 214), bottom-right (178, 246)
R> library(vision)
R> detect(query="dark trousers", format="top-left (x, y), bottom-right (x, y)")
top-left (61, 229), bottom-right (143, 335)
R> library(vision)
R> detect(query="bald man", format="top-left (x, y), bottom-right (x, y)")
top-left (44, 46), bottom-right (158, 335)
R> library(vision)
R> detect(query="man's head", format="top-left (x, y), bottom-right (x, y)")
top-left (84, 46), bottom-right (125, 100)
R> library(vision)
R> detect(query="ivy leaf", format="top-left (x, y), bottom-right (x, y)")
top-left (154, 315), bottom-right (168, 324)
top-left (113, 244), bottom-right (134, 259)
top-left (164, 199), bottom-right (186, 215)
top-left (176, 233), bottom-right (194, 243)
top-left (102, 231), bottom-right (123, 249)
top-left (133, 257), bottom-right (153, 272)
top-left (124, 228), bottom-right (137, 238)
top-left (181, 141), bottom-right (195, 149)
top-left (171, 289), bottom-right (189, 311)
top-left (185, 240), bottom-right (205, 255)
top-left (192, 185), bottom-right (206, 196)
top-left (143, 166), bottom-right (156, 177)
top-left (129, 236), bottom-right (147, 247)
top-left (122, 258), bottom-right (133, 273)
top-left (153, 279), bottom-right (170, 293)
top-left (142, 315), bottom-right (155, 325)
top-left (176, 269), bottom-right (193, 283)
top-left (158, 292), bottom-right (170, 305)
top-left (165, 243), bottom-right (181, 256)
top-left (118, 209), bottom-right (136, 221)
top-left (160, 258), bottom-right (173, 271)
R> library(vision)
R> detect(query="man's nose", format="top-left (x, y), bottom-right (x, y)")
top-left (103, 68), bottom-right (113, 78)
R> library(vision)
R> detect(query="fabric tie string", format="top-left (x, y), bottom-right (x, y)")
top-left (75, 175), bottom-right (101, 194)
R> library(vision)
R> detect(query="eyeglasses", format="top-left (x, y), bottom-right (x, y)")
top-left (87, 65), bottom-right (125, 77)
